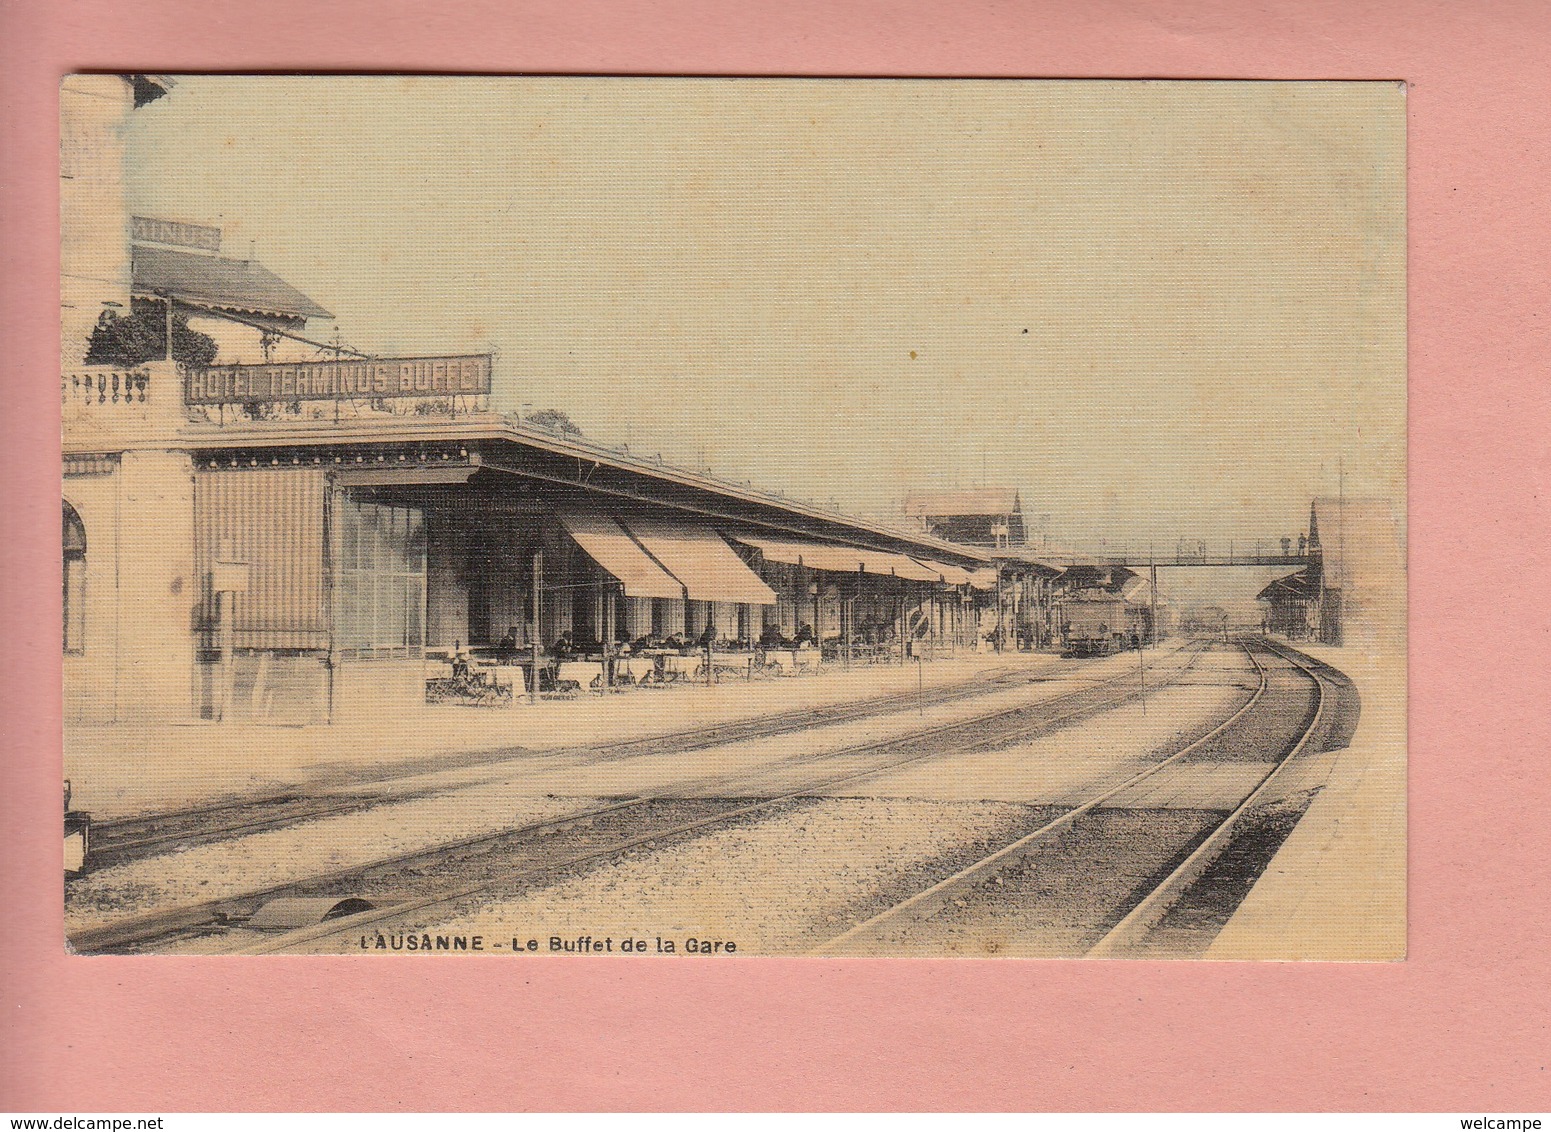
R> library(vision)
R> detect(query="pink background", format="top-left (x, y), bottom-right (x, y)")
top-left (5, 0), bottom-right (1549, 1112)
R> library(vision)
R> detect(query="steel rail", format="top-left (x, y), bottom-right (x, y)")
top-left (809, 640), bottom-right (1272, 956)
top-left (226, 648), bottom-right (1214, 955)
top-left (1083, 638), bottom-right (1329, 958)
top-left (70, 644), bottom-right (1209, 955)
top-left (85, 660), bottom-right (1038, 859)
top-left (86, 646), bottom-right (1196, 866)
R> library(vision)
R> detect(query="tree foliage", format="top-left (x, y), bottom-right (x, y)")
top-left (84, 300), bottom-right (218, 368)
top-left (526, 408), bottom-right (583, 436)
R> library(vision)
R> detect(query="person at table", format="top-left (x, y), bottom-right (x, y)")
top-left (697, 622), bottom-right (717, 652)
top-left (497, 627), bottom-right (519, 659)
top-left (551, 630), bottom-right (576, 659)
top-left (662, 631), bottom-right (687, 651)
top-left (794, 623), bottom-right (816, 648)
top-left (759, 623), bottom-right (785, 649)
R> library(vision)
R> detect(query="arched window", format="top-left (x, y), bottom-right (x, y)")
top-left (63, 502), bottom-right (86, 653)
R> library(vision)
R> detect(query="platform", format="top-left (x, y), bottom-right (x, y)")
top-left (1207, 639), bottom-right (1406, 961)
top-left (65, 648), bottom-right (1097, 821)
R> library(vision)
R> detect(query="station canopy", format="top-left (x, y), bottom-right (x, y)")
top-left (1120, 576), bottom-right (1154, 604)
top-left (621, 518), bottom-right (778, 606)
top-left (911, 559), bottom-right (974, 586)
top-left (557, 511), bottom-right (685, 600)
top-left (968, 567), bottom-right (1000, 591)
top-left (734, 535), bottom-right (946, 583)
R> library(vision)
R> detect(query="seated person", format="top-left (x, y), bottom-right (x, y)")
top-left (630, 634), bottom-right (653, 653)
top-left (661, 632), bottom-right (687, 651)
top-left (551, 631), bottom-right (576, 659)
top-left (497, 628), bottom-right (519, 657)
top-left (758, 623), bottom-right (785, 649)
top-left (794, 623), bottom-right (816, 648)
top-left (697, 623), bottom-right (717, 650)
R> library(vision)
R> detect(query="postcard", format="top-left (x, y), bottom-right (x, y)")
top-left (61, 75), bottom-right (1405, 960)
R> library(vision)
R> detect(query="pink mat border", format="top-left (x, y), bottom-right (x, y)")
top-left (5, 0), bottom-right (1550, 1112)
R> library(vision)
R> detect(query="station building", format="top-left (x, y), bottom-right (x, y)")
top-left (61, 75), bottom-right (993, 726)
top-left (1256, 497), bottom-right (1405, 649)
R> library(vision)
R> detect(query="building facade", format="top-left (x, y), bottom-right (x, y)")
top-left (62, 76), bottom-right (993, 726)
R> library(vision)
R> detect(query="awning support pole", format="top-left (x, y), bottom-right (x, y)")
top-left (531, 550), bottom-right (543, 704)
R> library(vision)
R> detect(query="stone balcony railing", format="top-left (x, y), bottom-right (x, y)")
top-left (62, 367), bottom-right (151, 408)
top-left (62, 360), bottom-right (186, 443)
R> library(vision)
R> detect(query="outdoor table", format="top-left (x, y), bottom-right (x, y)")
top-left (557, 660), bottom-right (605, 692)
top-left (710, 650), bottom-right (755, 681)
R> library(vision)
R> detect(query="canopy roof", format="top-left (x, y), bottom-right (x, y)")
top-left (1258, 568), bottom-right (1321, 602)
top-left (133, 245), bottom-right (333, 322)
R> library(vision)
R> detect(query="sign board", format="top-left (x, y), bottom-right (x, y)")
top-left (184, 354), bottom-right (493, 405)
top-left (131, 216), bottom-right (223, 252)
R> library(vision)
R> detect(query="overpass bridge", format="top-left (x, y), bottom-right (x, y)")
top-left (1051, 540), bottom-right (1313, 570)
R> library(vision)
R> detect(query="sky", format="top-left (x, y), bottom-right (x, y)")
top-left (125, 76), bottom-right (1405, 551)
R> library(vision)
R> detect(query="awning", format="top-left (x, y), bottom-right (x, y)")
top-left (911, 558), bottom-right (973, 586)
top-left (735, 536), bottom-right (946, 583)
top-left (968, 567), bottom-right (1000, 591)
top-left (859, 551), bottom-right (944, 583)
top-left (133, 245), bottom-right (333, 320)
top-left (622, 519), bottom-right (777, 605)
top-left (557, 511), bottom-right (685, 600)
top-left (735, 536), bottom-right (870, 574)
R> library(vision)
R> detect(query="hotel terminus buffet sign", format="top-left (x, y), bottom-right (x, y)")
top-left (184, 354), bottom-right (493, 404)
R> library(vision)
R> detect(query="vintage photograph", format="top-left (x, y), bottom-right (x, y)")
top-left (61, 75), bottom-right (1405, 959)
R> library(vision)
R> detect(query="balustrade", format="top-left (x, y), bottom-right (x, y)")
top-left (62, 368), bottom-right (151, 407)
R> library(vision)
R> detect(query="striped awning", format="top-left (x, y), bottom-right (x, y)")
top-left (735, 536), bottom-right (946, 583)
top-left (621, 519), bottom-right (777, 605)
top-left (557, 511), bottom-right (685, 600)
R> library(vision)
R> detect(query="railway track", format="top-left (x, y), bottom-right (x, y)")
top-left (69, 642), bottom-right (1218, 954)
top-left (809, 638), bottom-right (1356, 958)
top-left (82, 646), bottom-right (1198, 869)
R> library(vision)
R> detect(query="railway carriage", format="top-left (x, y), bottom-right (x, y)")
top-left (1058, 595), bottom-right (1148, 657)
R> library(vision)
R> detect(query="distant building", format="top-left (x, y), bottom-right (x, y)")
top-left (902, 488), bottom-right (1026, 549)
top-left (1256, 497), bottom-right (1404, 647)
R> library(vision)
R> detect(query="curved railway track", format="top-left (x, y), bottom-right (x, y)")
top-left (69, 642), bottom-right (1219, 954)
top-left (82, 646), bottom-right (1201, 869)
top-left (809, 638), bottom-right (1356, 958)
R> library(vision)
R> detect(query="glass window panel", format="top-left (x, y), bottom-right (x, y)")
top-left (333, 499), bottom-right (426, 656)
top-left (378, 576), bottom-right (404, 646)
top-left (406, 579), bottom-right (423, 647)
top-left (339, 506), bottom-right (357, 569)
